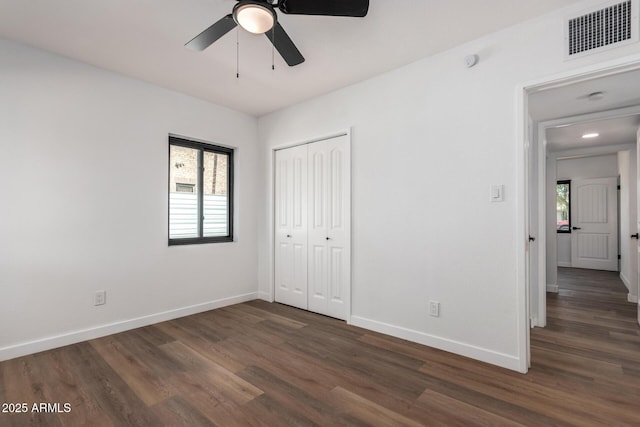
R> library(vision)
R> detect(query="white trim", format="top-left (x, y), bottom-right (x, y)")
top-left (515, 84), bottom-right (530, 373)
top-left (554, 143), bottom-right (636, 159)
top-left (558, 261), bottom-right (572, 267)
top-left (547, 284), bottom-right (559, 293)
top-left (623, 264), bottom-right (638, 301)
top-left (0, 292), bottom-right (257, 362)
top-left (530, 314), bottom-right (539, 328)
top-left (351, 316), bottom-right (523, 372)
top-left (522, 53), bottom-right (640, 94)
top-left (258, 291), bottom-right (273, 302)
top-left (536, 127), bottom-right (548, 330)
top-left (272, 130), bottom-right (349, 152)
top-left (620, 271), bottom-right (632, 290)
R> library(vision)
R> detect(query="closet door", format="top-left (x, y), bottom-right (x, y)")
top-left (308, 135), bottom-right (350, 320)
top-left (274, 145), bottom-right (308, 309)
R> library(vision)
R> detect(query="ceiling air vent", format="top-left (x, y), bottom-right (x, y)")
top-left (565, 0), bottom-right (639, 59)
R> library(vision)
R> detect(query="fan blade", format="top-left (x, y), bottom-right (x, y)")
top-left (278, 0), bottom-right (369, 17)
top-left (185, 14), bottom-right (237, 51)
top-left (265, 22), bottom-right (305, 66)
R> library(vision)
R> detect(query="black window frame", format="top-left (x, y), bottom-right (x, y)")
top-left (556, 180), bottom-right (571, 234)
top-left (168, 135), bottom-right (234, 245)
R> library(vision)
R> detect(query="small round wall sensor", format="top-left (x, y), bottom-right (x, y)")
top-left (464, 54), bottom-right (479, 68)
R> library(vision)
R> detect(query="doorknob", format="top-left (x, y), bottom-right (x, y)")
top-left (529, 236), bottom-right (536, 242)
top-left (326, 237), bottom-right (331, 240)
top-left (631, 233), bottom-right (639, 239)
top-left (286, 234), bottom-right (292, 238)
top-left (572, 226), bottom-right (582, 230)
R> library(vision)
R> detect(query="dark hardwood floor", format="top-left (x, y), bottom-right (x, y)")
top-left (1, 268), bottom-right (639, 426)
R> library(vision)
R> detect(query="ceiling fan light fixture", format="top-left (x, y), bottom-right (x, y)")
top-left (233, 1), bottom-right (276, 34)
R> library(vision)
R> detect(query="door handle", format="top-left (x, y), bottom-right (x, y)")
top-left (326, 237), bottom-right (331, 241)
top-left (572, 226), bottom-right (581, 230)
top-left (528, 236), bottom-right (536, 242)
top-left (631, 233), bottom-right (639, 239)
top-left (286, 234), bottom-right (292, 238)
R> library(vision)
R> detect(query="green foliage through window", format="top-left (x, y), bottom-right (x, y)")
top-left (556, 180), bottom-right (570, 233)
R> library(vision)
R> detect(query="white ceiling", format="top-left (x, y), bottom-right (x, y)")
top-left (529, 68), bottom-right (640, 153)
top-left (0, 0), bottom-right (579, 116)
top-left (546, 115), bottom-right (640, 152)
top-left (529, 69), bottom-right (640, 122)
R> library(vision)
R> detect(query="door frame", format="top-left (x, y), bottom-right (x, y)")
top-left (637, 127), bottom-right (640, 327)
top-left (518, 54), bottom-right (640, 373)
top-left (269, 129), bottom-right (353, 322)
top-left (534, 106), bottom-right (640, 327)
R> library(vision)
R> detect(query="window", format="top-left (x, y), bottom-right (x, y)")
top-left (557, 180), bottom-right (571, 233)
top-left (169, 136), bottom-right (233, 245)
top-left (175, 183), bottom-right (195, 193)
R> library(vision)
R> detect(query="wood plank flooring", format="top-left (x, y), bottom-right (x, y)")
top-left (1, 268), bottom-right (639, 426)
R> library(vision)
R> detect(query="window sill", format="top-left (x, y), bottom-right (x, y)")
top-left (169, 236), bottom-right (234, 246)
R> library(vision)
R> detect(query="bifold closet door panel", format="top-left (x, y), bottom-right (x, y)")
top-left (307, 135), bottom-right (350, 320)
top-left (274, 144), bottom-right (308, 310)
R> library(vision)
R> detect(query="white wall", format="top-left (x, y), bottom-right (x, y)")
top-left (557, 234), bottom-right (572, 267)
top-left (557, 154), bottom-right (618, 180)
top-left (0, 38), bottom-right (259, 360)
top-left (257, 0), bottom-right (640, 371)
top-left (555, 154), bottom-right (619, 265)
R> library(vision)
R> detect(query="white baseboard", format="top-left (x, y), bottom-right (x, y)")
top-left (557, 261), bottom-right (572, 268)
top-left (258, 291), bottom-right (273, 302)
top-left (547, 284), bottom-right (559, 293)
top-left (350, 315), bottom-right (522, 372)
top-left (619, 275), bottom-right (637, 303)
top-left (0, 292), bottom-right (257, 362)
top-left (530, 315), bottom-right (539, 328)
top-left (620, 272), bottom-right (631, 292)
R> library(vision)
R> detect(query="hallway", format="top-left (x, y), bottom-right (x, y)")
top-left (530, 267), bottom-right (640, 420)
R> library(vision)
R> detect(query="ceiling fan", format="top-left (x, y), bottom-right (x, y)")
top-left (185, 0), bottom-right (370, 66)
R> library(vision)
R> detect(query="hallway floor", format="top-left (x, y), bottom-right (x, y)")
top-left (529, 267), bottom-right (640, 424)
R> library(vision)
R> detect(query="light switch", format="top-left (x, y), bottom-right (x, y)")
top-left (490, 185), bottom-right (504, 202)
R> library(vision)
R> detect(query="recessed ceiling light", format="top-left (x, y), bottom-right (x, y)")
top-left (582, 133), bottom-right (599, 139)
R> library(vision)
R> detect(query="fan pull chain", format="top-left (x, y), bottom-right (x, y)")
top-left (271, 26), bottom-right (275, 71)
top-left (236, 27), bottom-right (240, 78)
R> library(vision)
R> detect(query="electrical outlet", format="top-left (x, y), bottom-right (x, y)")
top-left (429, 301), bottom-right (440, 317)
top-left (94, 290), bottom-right (106, 306)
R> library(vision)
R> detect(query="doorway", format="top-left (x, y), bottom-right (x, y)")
top-left (520, 61), bottom-right (640, 371)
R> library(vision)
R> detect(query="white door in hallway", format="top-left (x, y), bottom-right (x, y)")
top-left (274, 144), bottom-right (308, 309)
top-left (571, 177), bottom-right (618, 271)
